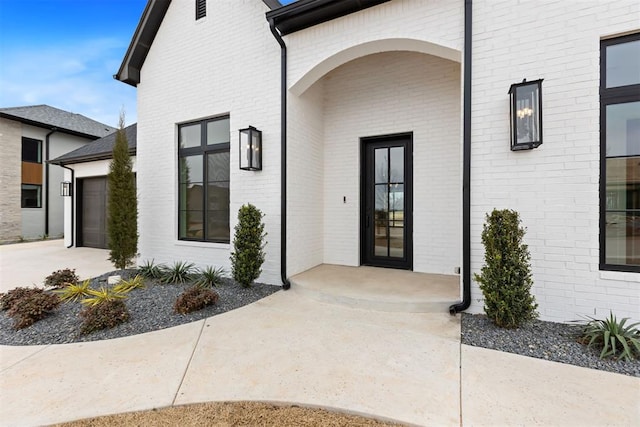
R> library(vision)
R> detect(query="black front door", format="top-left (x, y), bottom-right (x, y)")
top-left (361, 133), bottom-right (413, 269)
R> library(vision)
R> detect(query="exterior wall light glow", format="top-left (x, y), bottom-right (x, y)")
top-left (509, 78), bottom-right (543, 151)
top-left (239, 126), bottom-right (262, 171)
top-left (60, 181), bottom-right (72, 197)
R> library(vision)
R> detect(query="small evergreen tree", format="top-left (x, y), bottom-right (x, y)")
top-left (230, 204), bottom-right (266, 287)
top-left (474, 209), bottom-right (538, 328)
top-left (107, 113), bottom-right (138, 270)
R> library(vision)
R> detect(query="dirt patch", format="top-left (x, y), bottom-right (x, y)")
top-left (54, 401), bottom-right (402, 426)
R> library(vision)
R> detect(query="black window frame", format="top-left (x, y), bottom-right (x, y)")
top-left (599, 32), bottom-right (640, 272)
top-left (21, 184), bottom-right (42, 208)
top-left (22, 137), bottom-right (42, 163)
top-left (178, 115), bottom-right (230, 244)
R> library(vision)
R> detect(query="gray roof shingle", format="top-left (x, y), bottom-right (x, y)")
top-left (50, 124), bottom-right (136, 165)
top-left (0, 105), bottom-right (116, 138)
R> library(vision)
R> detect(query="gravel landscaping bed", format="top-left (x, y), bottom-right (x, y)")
top-left (462, 312), bottom-right (640, 378)
top-left (0, 270), bottom-right (280, 346)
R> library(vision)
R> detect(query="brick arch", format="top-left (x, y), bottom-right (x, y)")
top-left (290, 38), bottom-right (461, 97)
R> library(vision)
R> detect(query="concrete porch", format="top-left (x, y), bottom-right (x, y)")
top-left (290, 264), bottom-right (460, 313)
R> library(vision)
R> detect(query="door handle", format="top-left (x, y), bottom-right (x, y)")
top-left (366, 215), bottom-right (370, 228)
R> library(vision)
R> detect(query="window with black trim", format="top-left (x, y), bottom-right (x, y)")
top-left (178, 116), bottom-right (230, 243)
top-left (21, 184), bottom-right (42, 208)
top-left (195, 0), bottom-right (206, 20)
top-left (600, 33), bottom-right (640, 271)
top-left (22, 137), bottom-right (42, 163)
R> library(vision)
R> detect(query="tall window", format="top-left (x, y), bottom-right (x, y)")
top-left (601, 33), bottom-right (640, 271)
top-left (178, 116), bottom-right (230, 243)
top-left (21, 137), bottom-right (42, 208)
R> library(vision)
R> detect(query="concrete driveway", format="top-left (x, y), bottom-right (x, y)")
top-left (0, 239), bottom-right (113, 292)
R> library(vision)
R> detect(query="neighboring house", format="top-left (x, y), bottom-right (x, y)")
top-left (0, 105), bottom-right (115, 242)
top-left (115, 0), bottom-right (640, 322)
top-left (50, 124), bottom-right (137, 249)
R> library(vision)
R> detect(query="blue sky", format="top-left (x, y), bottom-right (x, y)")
top-left (0, 0), bottom-right (147, 127)
top-left (0, 1), bottom-right (297, 128)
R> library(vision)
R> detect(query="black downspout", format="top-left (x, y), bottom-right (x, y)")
top-left (44, 128), bottom-right (57, 237)
top-left (59, 164), bottom-right (75, 248)
top-left (450, 0), bottom-right (472, 314)
top-left (269, 19), bottom-right (291, 290)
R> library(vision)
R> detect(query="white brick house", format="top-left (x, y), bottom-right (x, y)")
top-left (116, 0), bottom-right (640, 323)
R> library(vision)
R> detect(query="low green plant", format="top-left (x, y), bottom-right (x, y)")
top-left (80, 299), bottom-right (129, 335)
top-left (474, 209), bottom-right (538, 328)
top-left (113, 275), bottom-right (145, 293)
top-left (160, 261), bottom-right (195, 284)
top-left (138, 259), bottom-right (163, 280)
top-left (193, 266), bottom-right (226, 288)
top-left (174, 285), bottom-right (219, 314)
top-left (4, 288), bottom-right (60, 329)
top-left (81, 286), bottom-right (128, 307)
top-left (54, 279), bottom-right (92, 303)
top-left (579, 312), bottom-right (640, 361)
top-left (44, 268), bottom-right (80, 289)
top-left (230, 204), bottom-right (267, 287)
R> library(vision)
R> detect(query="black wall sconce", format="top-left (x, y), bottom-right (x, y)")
top-left (509, 78), bottom-right (543, 151)
top-left (60, 181), bottom-right (72, 197)
top-left (239, 126), bottom-right (262, 171)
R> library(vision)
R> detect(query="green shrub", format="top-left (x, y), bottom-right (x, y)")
top-left (112, 275), bottom-right (145, 293)
top-left (54, 279), bottom-right (92, 303)
top-left (194, 266), bottom-right (226, 288)
top-left (44, 268), bottom-right (79, 289)
top-left (474, 209), bottom-right (538, 328)
top-left (81, 286), bottom-right (128, 307)
top-left (138, 259), bottom-right (163, 280)
top-left (80, 299), bottom-right (129, 335)
top-left (174, 285), bottom-right (219, 314)
top-left (230, 204), bottom-right (266, 287)
top-left (160, 261), bottom-right (195, 284)
top-left (4, 288), bottom-right (60, 329)
top-left (107, 113), bottom-right (138, 270)
top-left (579, 312), bottom-right (640, 361)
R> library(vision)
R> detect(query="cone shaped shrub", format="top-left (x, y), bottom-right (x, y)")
top-left (474, 209), bottom-right (538, 328)
top-left (230, 204), bottom-right (266, 287)
top-left (108, 112), bottom-right (138, 270)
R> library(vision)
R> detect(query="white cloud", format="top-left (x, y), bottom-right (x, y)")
top-left (0, 37), bottom-right (137, 127)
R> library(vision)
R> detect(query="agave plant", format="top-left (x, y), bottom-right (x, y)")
top-left (579, 311), bottom-right (640, 361)
top-left (112, 275), bottom-right (146, 293)
top-left (81, 286), bottom-right (128, 307)
top-left (54, 279), bottom-right (93, 303)
top-left (137, 259), bottom-right (164, 280)
top-left (193, 266), bottom-right (226, 288)
top-left (160, 261), bottom-right (196, 284)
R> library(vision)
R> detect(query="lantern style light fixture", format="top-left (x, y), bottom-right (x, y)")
top-left (60, 181), bottom-right (72, 197)
top-left (239, 126), bottom-right (262, 171)
top-left (509, 78), bottom-right (543, 151)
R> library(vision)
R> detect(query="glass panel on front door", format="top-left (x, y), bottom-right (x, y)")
top-left (374, 146), bottom-right (405, 258)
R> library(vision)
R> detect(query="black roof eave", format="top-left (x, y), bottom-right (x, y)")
top-left (0, 112), bottom-right (105, 140)
top-left (49, 148), bottom-right (137, 166)
top-left (266, 0), bottom-right (391, 35)
top-left (115, 0), bottom-right (171, 87)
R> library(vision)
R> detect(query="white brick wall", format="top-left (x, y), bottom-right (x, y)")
top-left (0, 118), bottom-right (22, 242)
top-left (470, 0), bottom-right (640, 322)
top-left (136, 0), bottom-right (282, 283)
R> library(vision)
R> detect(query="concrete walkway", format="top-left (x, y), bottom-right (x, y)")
top-left (0, 240), bottom-right (113, 292)
top-left (2, 290), bottom-right (639, 426)
top-left (1, 243), bottom-right (638, 425)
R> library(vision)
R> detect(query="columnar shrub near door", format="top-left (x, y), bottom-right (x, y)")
top-left (474, 209), bottom-right (538, 328)
top-left (230, 204), bottom-right (266, 287)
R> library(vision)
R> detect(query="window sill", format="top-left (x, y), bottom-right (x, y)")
top-left (175, 240), bottom-right (230, 250)
top-left (599, 270), bottom-right (640, 283)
